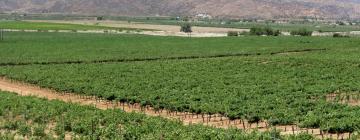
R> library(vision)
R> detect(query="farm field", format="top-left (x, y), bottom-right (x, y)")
top-left (0, 32), bottom-right (331, 65)
top-left (26, 20), bottom-right (248, 33)
top-left (1, 53), bottom-right (360, 133)
top-left (1, 91), bottom-right (310, 139)
top-left (98, 16), bottom-right (360, 32)
top-left (124, 18), bottom-right (360, 32)
top-left (15, 14), bottom-right (360, 32)
top-left (0, 21), bottom-right (146, 31)
top-left (1, 24), bottom-right (360, 139)
top-left (149, 20), bottom-right (360, 32)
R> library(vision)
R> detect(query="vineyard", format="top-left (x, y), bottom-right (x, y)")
top-left (0, 32), bottom-right (332, 65)
top-left (0, 30), bottom-right (360, 139)
top-left (1, 91), bottom-right (315, 139)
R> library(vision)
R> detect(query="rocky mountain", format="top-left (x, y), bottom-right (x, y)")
top-left (1, 0), bottom-right (360, 19)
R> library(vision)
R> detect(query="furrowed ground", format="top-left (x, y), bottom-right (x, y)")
top-left (1, 31), bottom-right (360, 139)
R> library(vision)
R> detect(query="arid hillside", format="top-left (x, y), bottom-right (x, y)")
top-left (1, 0), bottom-right (360, 19)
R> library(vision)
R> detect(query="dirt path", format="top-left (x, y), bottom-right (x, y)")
top-left (0, 77), bottom-right (353, 139)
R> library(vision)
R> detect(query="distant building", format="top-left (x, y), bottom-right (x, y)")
top-left (195, 13), bottom-right (212, 19)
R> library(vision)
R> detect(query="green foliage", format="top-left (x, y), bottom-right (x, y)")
top-left (180, 23), bottom-right (192, 33)
top-left (18, 123), bottom-right (31, 137)
top-left (96, 16), bottom-right (104, 21)
top-left (33, 125), bottom-right (46, 137)
top-left (290, 28), bottom-right (313, 36)
top-left (1, 32), bottom-right (360, 135)
top-left (227, 31), bottom-right (239, 36)
top-left (333, 33), bottom-right (350, 38)
top-left (239, 31), bottom-right (250, 36)
top-left (0, 133), bottom-right (15, 140)
top-left (3, 121), bottom-right (19, 130)
top-left (299, 112), bottom-right (320, 128)
top-left (0, 32), bottom-right (322, 65)
top-left (2, 52), bottom-right (360, 133)
top-left (286, 133), bottom-right (315, 140)
top-left (0, 92), bottom-right (316, 139)
top-left (249, 26), bottom-right (281, 36)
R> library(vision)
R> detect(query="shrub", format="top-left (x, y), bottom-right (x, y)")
top-left (333, 33), bottom-right (350, 38)
top-left (3, 121), bottom-right (19, 130)
top-left (33, 125), bottom-right (46, 137)
top-left (290, 28), bottom-right (313, 36)
top-left (180, 23), bottom-right (193, 37)
top-left (249, 27), bottom-right (281, 36)
top-left (180, 23), bottom-right (192, 34)
top-left (96, 16), bottom-right (104, 21)
top-left (227, 31), bottom-right (239, 36)
top-left (18, 124), bottom-right (31, 137)
top-left (273, 30), bottom-right (281, 36)
top-left (239, 31), bottom-right (250, 36)
top-left (250, 27), bottom-right (265, 36)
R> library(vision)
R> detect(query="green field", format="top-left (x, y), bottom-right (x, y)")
top-left (0, 21), bottom-right (147, 31)
top-left (1, 31), bottom-right (360, 135)
top-left (1, 91), bottom-right (314, 139)
top-left (2, 53), bottom-right (360, 133)
top-left (1, 18), bottom-right (360, 140)
top-left (0, 31), bottom-right (356, 65)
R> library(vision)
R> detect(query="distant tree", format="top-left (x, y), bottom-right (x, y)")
top-left (336, 21), bottom-right (345, 26)
top-left (180, 23), bottom-right (192, 37)
top-left (96, 16), bottom-right (104, 21)
top-left (227, 31), bottom-right (239, 37)
top-left (182, 16), bottom-right (190, 22)
top-left (290, 28), bottom-right (313, 36)
top-left (250, 27), bottom-right (264, 36)
top-left (249, 26), bottom-right (281, 36)
top-left (333, 33), bottom-right (350, 38)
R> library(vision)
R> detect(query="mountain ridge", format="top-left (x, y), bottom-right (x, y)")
top-left (1, 0), bottom-right (360, 19)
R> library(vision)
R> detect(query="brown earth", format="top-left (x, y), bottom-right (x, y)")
top-left (0, 77), bottom-right (353, 139)
top-left (2, 0), bottom-right (360, 19)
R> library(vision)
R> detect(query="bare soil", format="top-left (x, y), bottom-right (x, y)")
top-left (0, 77), bottom-right (352, 139)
